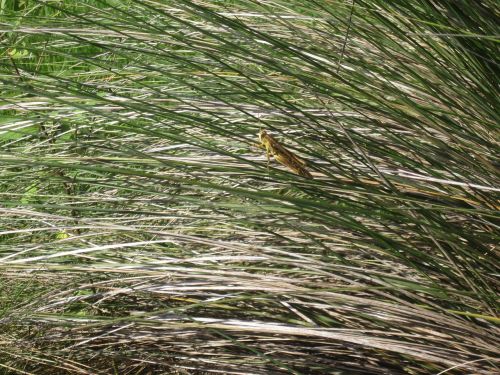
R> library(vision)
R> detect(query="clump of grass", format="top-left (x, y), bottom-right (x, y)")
top-left (0, 0), bottom-right (498, 374)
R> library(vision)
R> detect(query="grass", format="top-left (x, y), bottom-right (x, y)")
top-left (0, 0), bottom-right (498, 374)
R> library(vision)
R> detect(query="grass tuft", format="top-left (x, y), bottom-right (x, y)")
top-left (1, 0), bottom-right (498, 374)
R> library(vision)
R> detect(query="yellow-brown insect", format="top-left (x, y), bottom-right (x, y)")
top-left (257, 129), bottom-right (313, 178)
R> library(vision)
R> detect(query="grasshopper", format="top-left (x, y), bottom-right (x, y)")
top-left (257, 129), bottom-right (313, 179)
